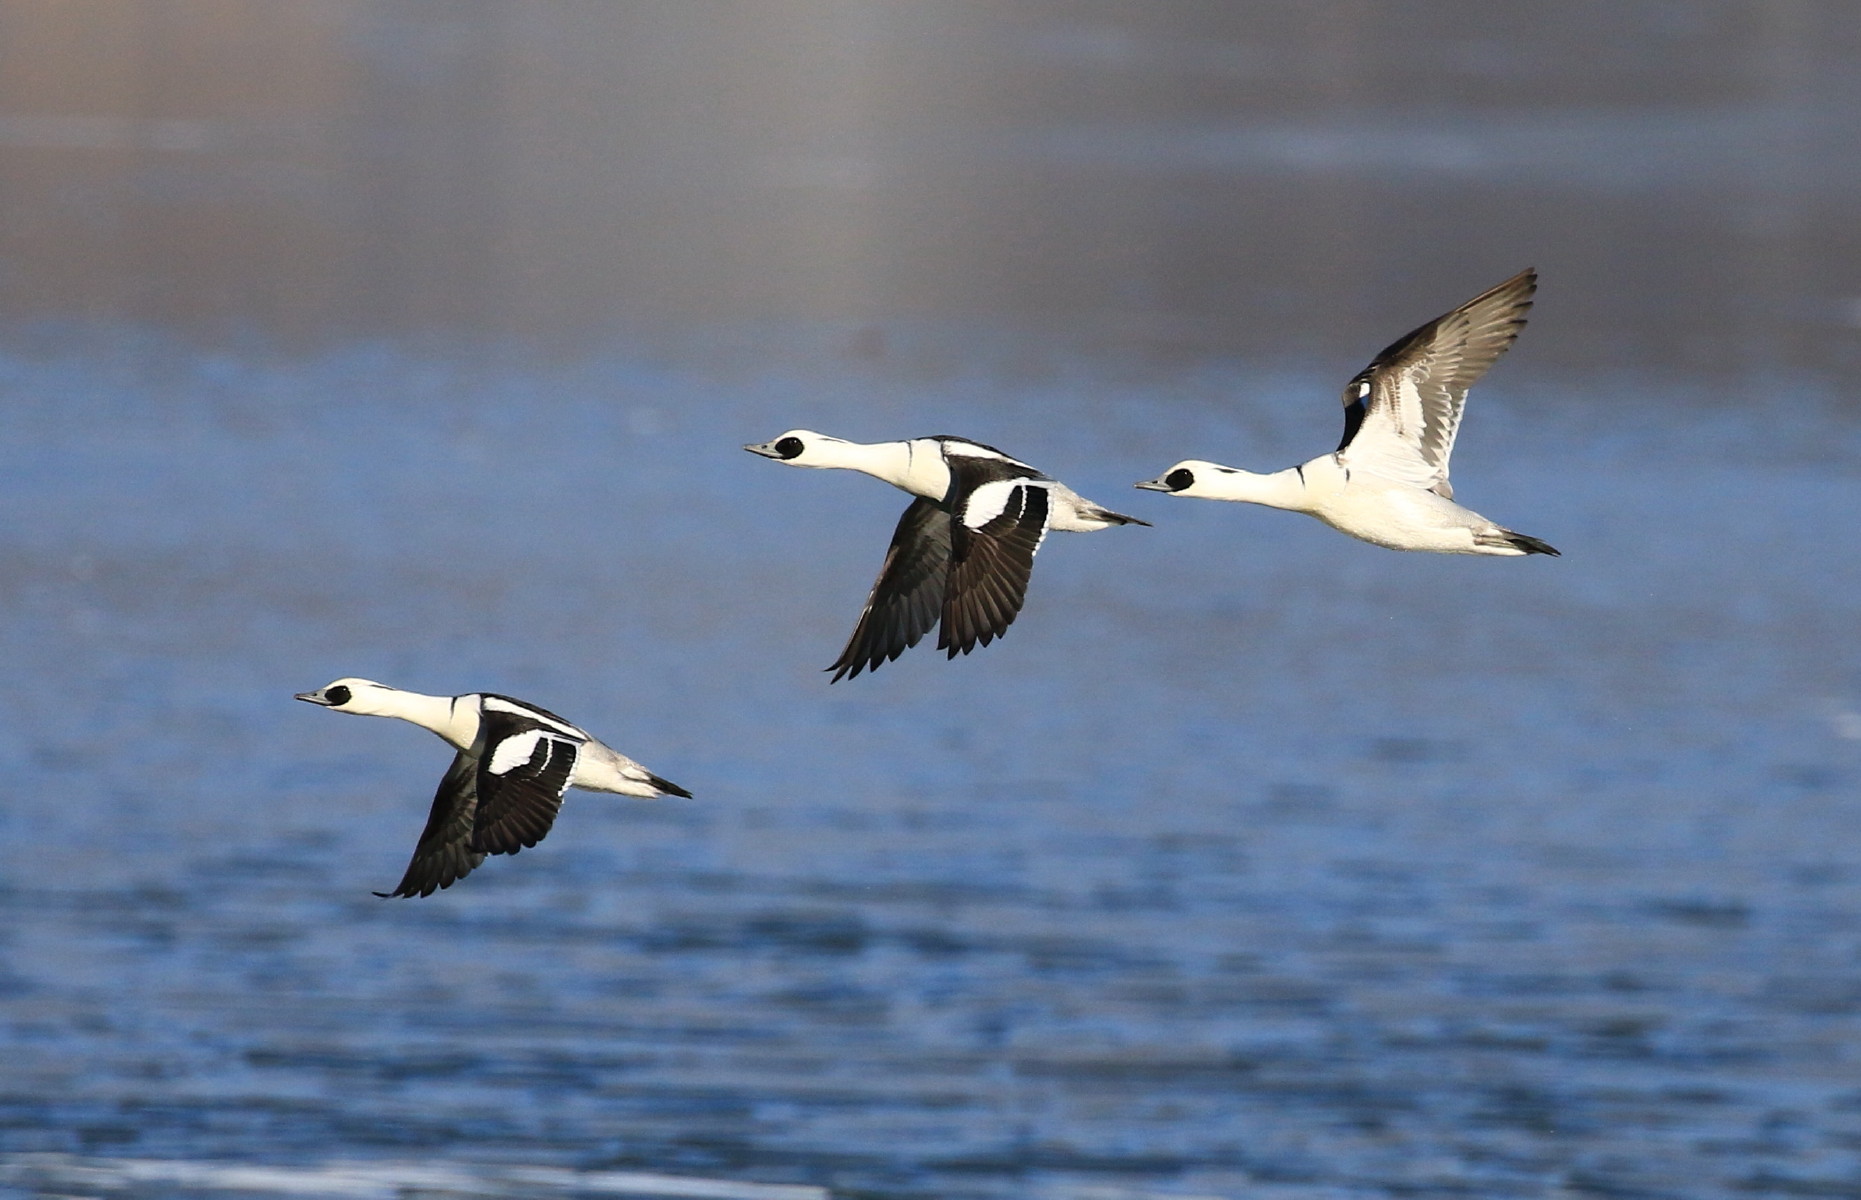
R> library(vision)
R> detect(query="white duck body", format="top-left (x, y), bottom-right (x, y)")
top-left (756, 433), bottom-right (1131, 531)
top-left (744, 430), bottom-right (1147, 679)
top-left (1165, 454), bottom-right (1544, 555)
top-left (295, 678), bottom-right (690, 897)
top-left (317, 682), bottom-right (669, 797)
top-left (1134, 268), bottom-right (1557, 558)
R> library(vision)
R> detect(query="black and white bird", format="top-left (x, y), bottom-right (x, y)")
top-left (1135, 268), bottom-right (1558, 556)
top-left (294, 679), bottom-right (690, 897)
top-left (744, 432), bottom-right (1149, 679)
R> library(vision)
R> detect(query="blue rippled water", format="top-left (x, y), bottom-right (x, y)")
top-left (0, 336), bottom-right (1858, 1198)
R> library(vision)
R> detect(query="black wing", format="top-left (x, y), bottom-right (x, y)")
top-left (939, 480), bottom-right (1050, 659)
top-left (469, 709), bottom-right (583, 856)
top-left (828, 496), bottom-right (953, 682)
top-left (375, 748), bottom-right (487, 899)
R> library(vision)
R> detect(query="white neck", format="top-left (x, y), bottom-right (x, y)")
top-left (812, 439), bottom-right (948, 499)
top-left (1196, 467), bottom-right (1310, 511)
top-left (361, 688), bottom-right (480, 749)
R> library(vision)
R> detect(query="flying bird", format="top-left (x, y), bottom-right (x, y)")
top-left (295, 678), bottom-right (690, 897)
top-left (745, 432), bottom-right (1148, 679)
top-left (1136, 268), bottom-right (1557, 556)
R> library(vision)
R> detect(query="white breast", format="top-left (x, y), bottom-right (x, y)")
top-left (899, 440), bottom-right (954, 500)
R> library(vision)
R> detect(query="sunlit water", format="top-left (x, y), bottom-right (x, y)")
top-left (0, 336), bottom-right (1858, 1198)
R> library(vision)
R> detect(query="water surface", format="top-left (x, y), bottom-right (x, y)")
top-left (0, 341), bottom-right (1856, 1198)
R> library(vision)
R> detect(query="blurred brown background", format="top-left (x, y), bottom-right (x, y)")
top-left (0, 1), bottom-right (1858, 380)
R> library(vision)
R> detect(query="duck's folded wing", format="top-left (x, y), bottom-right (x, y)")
top-left (1339, 268), bottom-right (1536, 496)
top-left (375, 749), bottom-right (487, 898)
top-left (828, 496), bottom-right (954, 681)
top-left (469, 714), bottom-right (583, 855)
top-left (940, 480), bottom-right (1050, 658)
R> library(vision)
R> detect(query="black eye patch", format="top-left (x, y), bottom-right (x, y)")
top-left (1166, 468), bottom-right (1195, 492)
top-left (325, 685), bottom-right (352, 707)
top-left (775, 436), bottom-right (805, 459)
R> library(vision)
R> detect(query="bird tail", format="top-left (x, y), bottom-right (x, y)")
top-left (1089, 505), bottom-right (1151, 528)
top-left (647, 772), bottom-right (693, 799)
top-left (1499, 530), bottom-right (1560, 556)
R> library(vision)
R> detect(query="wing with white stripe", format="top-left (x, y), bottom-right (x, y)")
top-left (829, 496), bottom-right (953, 682)
top-left (469, 701), bottom-right (586, 855)
top-left (375, 748), bottom-right (487, 899)
top-left (1339, 268), bottom-right (1535, 496)
top-left (940, 479), bottom-right (1051, 658)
